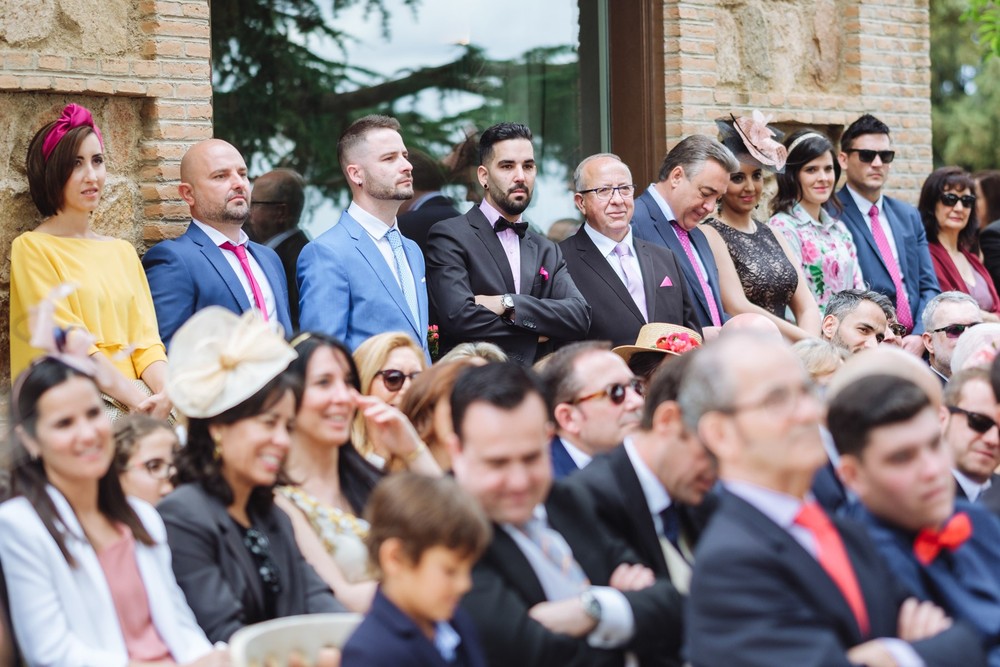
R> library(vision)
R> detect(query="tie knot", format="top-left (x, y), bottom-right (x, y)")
top-left (794, 501), bottom-right (830, 532)
top-left (670, 221), bottom-right (687, 236)
top-left (386, 227), bottom-right (402, 248)
top-left (614, 242), bottom-right (632, 258)
top-left (868, 204), bottom-right (879, 218)
top-left (220, 240), bottom-right (247, 259)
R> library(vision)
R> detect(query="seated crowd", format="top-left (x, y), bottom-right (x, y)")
top-left (7, 103), bottom-right (1000, 667)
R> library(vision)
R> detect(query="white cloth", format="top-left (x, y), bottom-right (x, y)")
top-left (192, 219), bottom-right (277, 321)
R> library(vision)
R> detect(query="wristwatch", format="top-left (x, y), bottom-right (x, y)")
top-left (500, 293), bottom-right (515, 320)
top-left (580, 589), bottom-right (602, 623)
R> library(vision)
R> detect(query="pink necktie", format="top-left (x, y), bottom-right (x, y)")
top-left (671, 222), bottom-right (721, 326)
top-left (220, 241), bottom-right (269, 322)
top-left (868, 205), bottom-right (912, 332)
top-left (613, 242), bottom-right (648, 321)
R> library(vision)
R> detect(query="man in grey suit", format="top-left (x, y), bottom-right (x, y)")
top-left (631, 136), bottom-right (737, 332)
top-left (297, 115), bottom-right (429, 352)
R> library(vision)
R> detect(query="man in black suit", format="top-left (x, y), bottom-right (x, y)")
top-left (397, 150), bottom-right (461, 256)
top-left (567, 352), bottom-right (716, 592)
top-left (681, 332), bottom-right (985, 667)
top-left (448, 363), bottom-right (682, 667)
top-left (248, 168), bottom-right (309, 330)
top-left (943, 368), bottom-right (1000, 508)
top-left (425, 123), bottom-right (591, 364)
top-left (561, 154), bottom-right (700, 346)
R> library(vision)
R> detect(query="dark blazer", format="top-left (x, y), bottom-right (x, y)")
top-left (835, 189), bottom-right (941, 333)
top-left (686, 492), bottom-right (986, 667)
top-left (398, 194), bottom-right (461, 256)
top-left (978, 477), bottom-right (1000, 519)
top-left (560, 226), bottom-right (701, 346)
top-left (980, 219), bottom-right (1000, 294)
top-left (142, 222), bottom-right (293, 347)
top-left (157, 484), bottom-right (341, 643)
top-left (550, 436), bottom-right (579, 481)
top-left (342, 587), bottom-right (487, 667)
top-left (812, 459), bottom-right (853, 517)
top-left (425, 208), bottom-right (591, 364)
top-left (565, 445), bottom-right (716, 580)
top-left (268, 228), bottom-right (310, 331)
top-left (460, 482), bottom-right (683, 667)
top-left (631, 189), bottom-right (725, 329)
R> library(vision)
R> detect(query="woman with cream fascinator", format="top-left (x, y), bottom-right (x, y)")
top-left (158, 307), bottom-right (344, 643)
top-left (700, 110), bottom-right (821, 342)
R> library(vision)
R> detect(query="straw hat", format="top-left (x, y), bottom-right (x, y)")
top-left (167, 307), bottom-right (297, 418)
top-left (612, 323), bottom-right (703, 364)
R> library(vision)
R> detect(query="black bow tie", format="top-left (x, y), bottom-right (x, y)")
top-left (495, 218), bottom-right (529, 239)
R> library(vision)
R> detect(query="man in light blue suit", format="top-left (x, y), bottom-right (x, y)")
top-left (835, 114), bottom-right (940, 354)
top-left (297, 115), bottom-right (429, 354)
top-left (143, 139), bottom-right (293, 348)
top-left (632, 135), bottom-right (739, 332)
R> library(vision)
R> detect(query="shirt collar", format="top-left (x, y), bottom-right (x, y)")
top-left (584, 223), bottom-right (634, 258)
top-left (953, 468), bottom-right (990, 502)
top-left (192, 218), bottom-right (249, 247)
top-left (479, 198), bottom-right (522, 227)
top-left (724, 479), bottom-right (806, 532)
top-left (348, 201), bottom-right (397, 240)
top-left (645, 184), bottom-right (678, 223)
top-left (558, 437), bottom-right (593, 470)
top-left (790, 201), bottom-right (835, 229)
top-left (624, 437), bottom-right (671, 514)
top-left (845, 184), bottom-right (885, 220)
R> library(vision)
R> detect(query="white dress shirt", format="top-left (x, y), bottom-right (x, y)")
top-left (192, 219), bottom-right (277, 321)
top-left (954, 468), bottom-right (992, 502)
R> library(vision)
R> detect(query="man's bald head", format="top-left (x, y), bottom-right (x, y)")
top-left (827, 346), bottom-right (943, 409)
top-left (178, 139), bottom-right (251, 229)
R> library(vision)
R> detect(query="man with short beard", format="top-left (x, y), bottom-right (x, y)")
top-left (297, 114), bottom-right (429, 354)
top-left (144, 138), bottom-right (293, 346)
top-left (821, 288), bottom-right (892, 355)
top-left (426, 122), bottom-right (590, 364)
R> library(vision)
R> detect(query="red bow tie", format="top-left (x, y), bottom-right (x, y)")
top-left (913, 512), bottom-right (972, 565)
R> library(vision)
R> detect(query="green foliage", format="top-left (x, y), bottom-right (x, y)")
top-left (963, 0), bottom-right (1000, 58)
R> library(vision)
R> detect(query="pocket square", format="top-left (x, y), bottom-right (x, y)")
top-left (660, 276), bottom-right (673, 287)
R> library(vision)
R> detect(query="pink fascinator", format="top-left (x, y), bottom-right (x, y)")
top-left (41, 104), bottom-right (104, 161)
top-left (715, 110), bottom-right (787, 173)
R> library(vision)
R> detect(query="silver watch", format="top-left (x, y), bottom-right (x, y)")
top-left (580, 589), bottom-right (602, 623)
top-left (501, 293), bottom-right (515, 318)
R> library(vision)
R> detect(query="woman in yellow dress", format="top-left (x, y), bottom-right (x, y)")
top-left (9, 104), bottom-right (170, 419)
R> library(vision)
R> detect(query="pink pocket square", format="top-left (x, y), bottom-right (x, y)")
top-left (660, 276), bottom-right (673, 287)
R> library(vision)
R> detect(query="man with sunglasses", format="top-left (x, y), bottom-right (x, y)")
top-left (922, 291), bottom-right (984, 384)
top-left (836, 114), bottom-right (941, 355)
top-left (943, 368), bottom-right (1000, 510)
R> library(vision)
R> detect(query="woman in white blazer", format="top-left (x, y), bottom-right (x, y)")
top-left (0, 357), bottom-right (224, 667)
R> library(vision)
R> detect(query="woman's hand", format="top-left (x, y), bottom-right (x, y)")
top-left (357, 395), bottom-right (442, 476)
top-left (137, 391), bottom-right (173, 420)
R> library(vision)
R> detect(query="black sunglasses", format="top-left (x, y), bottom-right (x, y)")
top-left (571, 378), bottom-right (645, 406)
top-left (376, 369), bottom-right (421, 392)
top-left (845, 149), bottom-right (895, 164)
top-left (948, 406), bottom-right (998, 434)
top-left (930, 322), bottom-right (980, 339)
top-left (888, 323), bottom-right (908, 337)
top-left (244, 527), bottom-right (282, 595)
top-left (939, 192), bottom-right (977, 208)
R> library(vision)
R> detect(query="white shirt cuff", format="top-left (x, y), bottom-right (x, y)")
top-left (586, 586), bottom-right (636, 649)
top-left (878, 638), bottom-right (925, 667)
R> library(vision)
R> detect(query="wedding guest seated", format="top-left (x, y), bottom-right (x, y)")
top-left (792, 338), bottom-right (846, 387)
top-left (438, 341), bottom-right (508, 365)
top-left (719, 312), bottom-right (783, 341)
top-left (0, 356), bottom-right (222, 666)
top-left (114, 414), bottom-right (179, 506)
top-left (342, 473), bottom-right (492, 666)
top-left (951, 323), bottom-right (1000, 373)
top-left (159, 308), bottom-right (343, 643)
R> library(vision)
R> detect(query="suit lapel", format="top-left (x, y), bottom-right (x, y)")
top-left (838, 189), bottom-right (887, 271)
top-left (402, 240), bottom-right (426, 336)
top-left (342, 214), bottom-right (419, 333)
top-left (572, 229), bottom-right (645, 323)
top-left (214, 505), bottom-right (266, 615)
top-left (634, 239), bottom-right (660, 322)
top-left (519, 233), bottom-right (539, 296)
top-left (881, 198), bottom-right (913, 280)
top-left (609, 447), bottom-right (668, 574)
top-left (483, 527), bottom-right (548, 605)
top-left (638, 197), bottom-right (712, 320)
top-left (468, 208), bottom-right (516, 293)
top-left (246, 241), bottom-right (292, 333)
top-left (187, 223), bottom-right (253, 311)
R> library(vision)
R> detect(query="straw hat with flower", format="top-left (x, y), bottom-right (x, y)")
top-left (612, 323), bottom-right (703, 364)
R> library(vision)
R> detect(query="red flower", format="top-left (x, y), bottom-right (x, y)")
top-left (654, 332), bottom-right (700, 355)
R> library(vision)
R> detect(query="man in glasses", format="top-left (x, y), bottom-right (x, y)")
top-left (942, 368), bottom-right (1000, 509)
top-left (561, 154), bottom-right (700, 347)
top-left (922, 291), bottom-right (984, 384)
top-left (821, 288), bottom-right (893, 355)
top-left (538, 342), bottom-right (645, 479)
top-left (836, 114), bottom-right (941, 355)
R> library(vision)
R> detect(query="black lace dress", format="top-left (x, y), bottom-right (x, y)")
top-left (704, 218), bottom-right (798, 318)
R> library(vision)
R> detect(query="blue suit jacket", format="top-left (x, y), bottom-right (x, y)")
top-left (142, 222), bottom-right (292, 348)
top-left (631, 188), bottom-right (726, 329)
top-left (297, 211), bottom-right (429, 353)
top-left (342, 587), bottom-right (487, 667)
top-left (549, 436), bottom-right (579, 481)
top-left (835, 189), bottom-right (941, 333)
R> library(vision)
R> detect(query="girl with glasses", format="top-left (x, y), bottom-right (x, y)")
top-left (114, 414), bottom-right (179, 506)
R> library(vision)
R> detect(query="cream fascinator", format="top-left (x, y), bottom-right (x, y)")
top-left (715, 110), bottom-right (787, 173)
top-left (167, 307), bottom-right (297, 418)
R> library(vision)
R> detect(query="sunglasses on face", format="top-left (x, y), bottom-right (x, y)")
top-left (888, 323), bottom-right (908, 337)
top-left (845, 149), bottom-right (895, 164)
top-left (375, 369), bottom-right (421, 392)
top-left (930, 322), bottom-right (980, 339)
top-left (571, 378), bottom-right (645, 406)
top-left (244, 527), bottom-right (283, 595)
top-left (939, 192), bottom-right (977, 208)
top-left (948, 406), bottom-right (999, 434)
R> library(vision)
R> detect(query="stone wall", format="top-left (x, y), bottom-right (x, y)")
top-left (664, 0), bottom-right (932, 202)
top-left (0, 0), bottom-right (213, 391)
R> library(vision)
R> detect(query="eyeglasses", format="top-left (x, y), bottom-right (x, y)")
top-left (845, 149), bottom-right (895, 164)
top-left (887, 323), bottom-right (908, 337)
top-left (577, 185), bottom-right (637, 200)
top-left (930, 322), bottom-right (980, 339)
top-left (127, 457), bottom-right (176, 480)
top-left (244, 527), bottom-right (283, 596)
top-left (948, 406), bottom-right (998, 434)
top-left (376, 369), bottom-right (421, 392)
top-left (571, 378), bottom-right (645, 406)
top-left (721, 381), bottom-right (820, 416)
top-left (939, 192), bottom-right (977, 208)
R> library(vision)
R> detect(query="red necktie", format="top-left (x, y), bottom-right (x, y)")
top-left (795, 501), bottom-right (870, 636)
top-left (868, 205), bottom-right (912, 332)
top-left (220, 241), bottom-right (269, 322)
top-left (913, 512), bottom-right (972, 566)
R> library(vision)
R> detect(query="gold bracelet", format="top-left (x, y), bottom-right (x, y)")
top-left (403, 441), bottom-right (428, 465)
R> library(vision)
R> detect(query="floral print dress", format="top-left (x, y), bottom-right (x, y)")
top-left (768, 202), bottom-right (864, 313)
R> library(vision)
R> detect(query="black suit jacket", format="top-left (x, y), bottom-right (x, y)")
top-left (425, 208), bottom-right (591, 364)
top-left (269, 228), bottom-right (309, 331)
top-left (157, 484), bottom-right (342, 643)
top-left (686, 492), bottom-right (986, 667)
top-left (560, 226), bottom-right (701, 346)
top-left (461, 482), bottom-right (683, 667)
top-left (565, 445), bottom-right (716, 581)
top-left (399, 194), bottom-right (461, 256)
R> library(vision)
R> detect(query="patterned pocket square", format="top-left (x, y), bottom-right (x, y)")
top-left (660, 276), bottom-right (673, 287)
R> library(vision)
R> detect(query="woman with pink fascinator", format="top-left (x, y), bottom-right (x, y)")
top-left (9, 104), bottom-right (171, 421)
top-left (700, 111), bottom-right (821, 342)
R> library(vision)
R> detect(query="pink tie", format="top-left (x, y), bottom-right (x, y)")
top-left (867, 205), bottom-right (912, 332)
top-left (672, 222), bottom-right (721, 326)
top-left (220, 241), bottom-right (269, 322)
top-left (613, 242), bottom-right (648, 321)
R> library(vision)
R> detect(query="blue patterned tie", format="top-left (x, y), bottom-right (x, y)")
top-left (520, 517), bottom-right (590, 592)
top-left (385, 227), bottom-right (419, 325)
